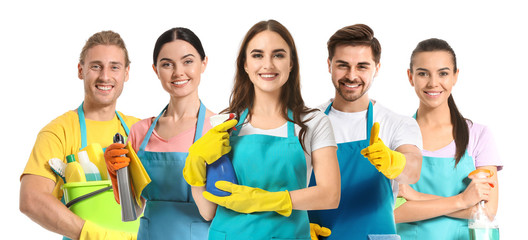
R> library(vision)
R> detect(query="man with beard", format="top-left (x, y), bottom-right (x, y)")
top-left (308, 24), bottom-right (422, 240)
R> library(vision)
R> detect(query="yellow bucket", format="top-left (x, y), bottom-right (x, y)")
top-left (62, 180), bottom-right (140, 233)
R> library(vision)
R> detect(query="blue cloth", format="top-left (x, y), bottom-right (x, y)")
top-left (309, 102), bottom-right (396, 239)
top-left (136, 103), bottom-right (209, 240)
top-left (208, 109), bottom-right (310, 240)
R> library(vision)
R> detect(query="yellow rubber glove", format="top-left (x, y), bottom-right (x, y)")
top-left (183, 119), bottom-right (238, 186)
top-left (310, 223), bottom-right (331, 240)
top-left (360, 122), bottom-right (406, 179)
top-left (203, 181), bottom-right (293, 217)
top-left (79, 220), bottom-right (136, 240)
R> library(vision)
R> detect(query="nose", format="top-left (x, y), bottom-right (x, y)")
top-left (173, 64), bottom-right (185, 77)
top-left (428, 75), bottom-right (440, 87)
top-left (263, 56), bottom-right (275, 70)
top-left (346, 68), bottom-right (359, 81)
top-left (99, 66), bottom-right (110, 81)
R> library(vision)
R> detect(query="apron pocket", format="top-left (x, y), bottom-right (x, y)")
top-left (138, 217), bottom-right (150, 240)
top-left (190, 221), bottom-right (210, 239)
top-left (208, 228), bottom-right (226, 240)
top-left (368, 234), bottom-right (401, 240)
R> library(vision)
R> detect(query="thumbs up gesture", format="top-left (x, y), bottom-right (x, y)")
top-left (360, 122), bottom-right (406, 179)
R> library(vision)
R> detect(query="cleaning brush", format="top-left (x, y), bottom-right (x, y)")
top-left (49, 158), bottom-right (67, 183)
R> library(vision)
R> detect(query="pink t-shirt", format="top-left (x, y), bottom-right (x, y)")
top-left (422, 121), bottom-right (503, 170)
top-left (128, 117), bottom-right (213, 153)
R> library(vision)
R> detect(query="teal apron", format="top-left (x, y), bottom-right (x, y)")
top-left (137, 102), bottom-right (209, 240)
top-left (208, 109), bottom-right (311, 240)
top-left (397, 114), bottom-right (474, 240)
top-left (62, 102), bottom-right (132, 240)
top-left (308, 102), bottom-right (397, 240)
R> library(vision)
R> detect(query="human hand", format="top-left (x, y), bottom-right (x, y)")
top-left (310, 223), bottom-right (331, 240)
top-left (183, 119), bottom-right (238, 186)
top-left (360, 122), bottom-right (406, 179)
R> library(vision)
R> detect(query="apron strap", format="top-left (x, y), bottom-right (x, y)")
top-left (139, 101), bottom-right (206, 152)
top-left (324, 101), bottom-right (374, 141)
top-left (78, 102), bottom-right (130, 149)
top-left (287, 109), bottom-right (295, 138)
top-left (232, 108), bottom-right (249, 137)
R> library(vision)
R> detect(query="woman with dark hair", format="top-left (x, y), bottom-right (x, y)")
top-left (183, 20), bottom-right (340, 239)
top-left (395, 38), bottom-right (502, 239)
top-left (104, 27), bottom-right (216, 240)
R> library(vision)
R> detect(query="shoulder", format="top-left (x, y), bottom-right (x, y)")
top-left (117, 111), bottom-right (140, 126)
top-left (300, 109), bottom-right (329, 127)
top-left (316, 99), bottom-right (334, 112)
top-left (40, 110), bottom-right (79, 134)
top-left (130, 117), bottom-right (154, 134)
top-left (374, 102), bottom-right (418, 128)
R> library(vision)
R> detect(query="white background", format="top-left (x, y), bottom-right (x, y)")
top-left (2, 0), bottom-right (527, 239)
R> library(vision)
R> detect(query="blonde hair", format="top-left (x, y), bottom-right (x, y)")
top-left (79, 30), bottom-right (130, 67)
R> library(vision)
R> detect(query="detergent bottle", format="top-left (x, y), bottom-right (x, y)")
top-left (206, 114), bottom-right (238, 196)
top-left (64, 154), bottom-right (87, 183)
top-left (78, 150), bottom-right (102, 181)
top-left (468, 169), bottom-right (499, 240)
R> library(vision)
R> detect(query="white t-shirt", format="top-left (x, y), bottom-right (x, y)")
top-left (238, 110), bottom-right (337, 185)
top-left (320, 99), bottom-right (423, 200)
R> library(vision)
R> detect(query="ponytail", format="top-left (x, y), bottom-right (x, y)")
top-left (448, 94), bottom-right (470, 166)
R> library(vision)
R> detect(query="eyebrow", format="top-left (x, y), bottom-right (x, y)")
top-left (415, 67), bottom-right (451, 72)
top-left (335, 60), bottom-right (371, 66)
top-left (250, 49), bottom-right (287, 54)
top-left (89, 60), bottom-right (123, 66)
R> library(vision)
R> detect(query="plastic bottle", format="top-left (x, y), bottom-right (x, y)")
top-left (78, 150), bottom-right (102, 181)
top-left (468, 169), bottom-right (499, 240)
top-left (65, 154), bottom-right (87, 183)
top-left (206, 114), bottom-right (238, 196)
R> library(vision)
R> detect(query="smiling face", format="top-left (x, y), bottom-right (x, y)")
top-left (78, 44), bottom-right (129, 108)
top-left (244, 30), bottom-right (292, 96)
top-left (329, 45), bottom-right (380, 104)
top-left (153, 40), bottom-right (207, 99)
top-left (408, 51), bottom-right (458, 110)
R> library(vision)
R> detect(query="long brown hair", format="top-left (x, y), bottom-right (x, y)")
top-left (410, 38), bottom-right (470, 166)
top-left (223, 19), bottom-right (316, 152)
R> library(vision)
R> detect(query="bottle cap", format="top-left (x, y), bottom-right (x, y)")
top-left (66, 154), bottom-right (76, 163)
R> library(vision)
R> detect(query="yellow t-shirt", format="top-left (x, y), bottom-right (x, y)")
top-left (22, 110), bottom-right (140, 199)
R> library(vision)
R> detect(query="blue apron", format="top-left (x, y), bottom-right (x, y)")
top-left (308, 101), bottom-right (396, 240)
top-left (62, 102), bottom-right (132, 240)
top-left (397, 115), bottom-right (474, 240)
top-left (208, 109), bottom-right (311, 240)
top-left (137, 102), bottom-right (209, 240)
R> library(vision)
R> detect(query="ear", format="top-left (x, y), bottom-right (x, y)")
top-left (327, 58), bottom-right (332, 73)
top-left (407, 69), bottom-right (415, 87)
top-left (453, 68), bottom-right (459, 86)
top-left (373, 62), bottom-right (381, 78)
top-left (201, 56), bottom-right (208, 74)
top-left (124, 65), bottom-right (130, 82)
top-left (244, 61), bottom-right (248, 73)
top-left (152, 64), bottom-right (158, 76)
top-left (78, 63), bottom-right (83, 80)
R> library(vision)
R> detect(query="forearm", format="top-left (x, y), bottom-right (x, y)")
top-left (20, 175), bottom-right (84, 239)
top-left (291, 146), bottom-right (340, 210)
top-left (192, 186), bottom-right (217, 221)
top-left (394, 145), bottom-right (422, 184)
top-left (394, 195), bottom-right (466, 223)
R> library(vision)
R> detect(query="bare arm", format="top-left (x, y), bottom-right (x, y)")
top-left (394, 144), bottom-right (422, 184)
top-left (394, 166), bottom-right (496, 223)
top-left (20, 174), bottom-right (84, 240)
top-left (290, 146), bottom-right (340, 210)
top-left (191, 186), bottom-right (217, 221)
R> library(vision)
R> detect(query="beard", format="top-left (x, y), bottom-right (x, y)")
top-left (334, 78), bottom-right (370, 102)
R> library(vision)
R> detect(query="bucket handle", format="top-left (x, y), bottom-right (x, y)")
top-left (65, 186), bottom-right (113, 208)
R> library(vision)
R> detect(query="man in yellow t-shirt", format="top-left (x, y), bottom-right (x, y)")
top-left (20, 30), bottom-right (140, 240)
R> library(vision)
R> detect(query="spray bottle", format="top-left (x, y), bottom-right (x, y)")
top-left (206, 113), bottom-right (238, 196)
top-left (468, 169), bottom-right (499, 240)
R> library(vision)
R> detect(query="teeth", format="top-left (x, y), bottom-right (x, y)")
top-left (345, 84), bottom-right (359, 88)
top-left (97, 85), bottom-right (112, 91)
top-left (426, 92), bottom-right (441, 96)
top-left (172, 80), bottom-right (189, 85)
top-left (260, 74), bottom-right (276, 78)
